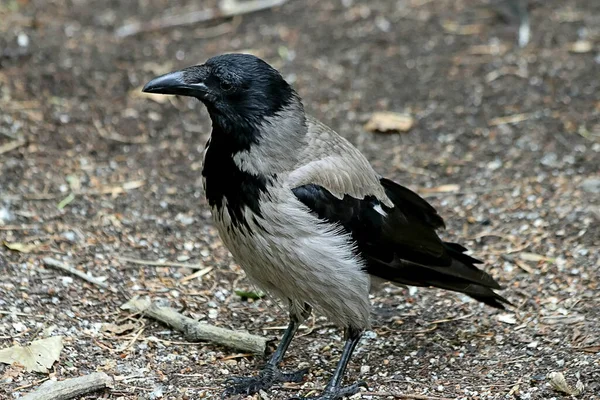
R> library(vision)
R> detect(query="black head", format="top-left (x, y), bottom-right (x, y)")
top-left (142, 53), bottom-right (297, 127)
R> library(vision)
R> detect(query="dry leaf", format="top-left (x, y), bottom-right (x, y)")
top-left (497, 313), bottom-right (517, 325)
top-left (100, 323), bottom-right (137, 335)
top-left (576, 345), bottom-right (600, 353)
top-left (364, 112), bottom-right (414, 133)
top-left (3, 241), bottom-right (39, 253)
top-left (0, 336), bottom-right (63, 373)
top-left (569, 41), bottom-right (593, 53)
top-left (1, 363), bottom-right (24, 380)
top-left (548, 372), bottom-right (584, 396)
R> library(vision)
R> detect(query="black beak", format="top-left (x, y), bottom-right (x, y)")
top-left (142, 70), bottom-right (208, 98)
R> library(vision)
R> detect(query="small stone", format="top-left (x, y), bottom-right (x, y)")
top-left (17, 32), bottom-right (29, 47)
top-left (176, 213), bottom-right (195, 226)
top-left (61, 231), bottom-right (77, 242)
top-left (487, 159), bottom-right (502, 171)
top-left (540, 153), bottom-right (558, 167)
top-left (580, 177), bottom-right (600, 194)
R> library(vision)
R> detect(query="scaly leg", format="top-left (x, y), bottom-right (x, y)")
top-left (222, 304), bottom-right (311, 398)
top-left (290, 328), bottom-right (367, 400)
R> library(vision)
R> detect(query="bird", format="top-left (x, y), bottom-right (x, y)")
top-left (142, 53), bottom-right (510, 400)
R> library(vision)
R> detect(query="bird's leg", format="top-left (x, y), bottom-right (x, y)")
top-left (222, 304), bottom-right (311, 398)
top-left (291, 328), bottom-right (367, 400)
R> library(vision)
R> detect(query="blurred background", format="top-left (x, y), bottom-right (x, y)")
top-left (1, 0), bottom-right (599, 399)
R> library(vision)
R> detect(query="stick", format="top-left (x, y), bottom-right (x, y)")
top-left (42, 257), bottom-right (111, 290)
top-left (21, 372), bottom-right (113, 400)
top-left (121, 297), bottom-right (270, 355)
top-left (116, 256), bottom-right (204, 269)
top-left (115, 0), bottom-right (288, 38)
top-left (367, 392), bottom-right (454, 400)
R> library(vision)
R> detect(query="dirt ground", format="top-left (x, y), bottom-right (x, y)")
top-left (1, 0), bottom-right (599, 399)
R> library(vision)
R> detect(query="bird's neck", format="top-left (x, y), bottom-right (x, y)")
top-left (201, 101), bottom-right (307, 226)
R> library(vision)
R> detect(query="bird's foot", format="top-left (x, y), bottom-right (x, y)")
top-left (289, 381), bottom-right (367, 400)
top-left (222, 364), bottom-right (308, 398)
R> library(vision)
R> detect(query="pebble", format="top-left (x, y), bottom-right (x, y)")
top-left (580, 177), bottom-right (600, 193)
top-left (17, 32), bottom-right (29, 47)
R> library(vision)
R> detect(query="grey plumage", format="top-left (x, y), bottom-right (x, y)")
top-left (214, 103), bottom-right (383, 331)
top-left (142, 53), bottom-right (510, 400)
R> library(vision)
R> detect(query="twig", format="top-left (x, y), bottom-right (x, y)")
top-left (179, 266), bottom-right (214, 283)
top-left (92, 118), bottom-right (147, 144)
top-left (117, 256), bottom-right (204, 269)
top-left (121, 296), bottom-right (271, 355)
top-left (367, 393), bottom-right (454, 400)
top-left (427, 313), bottom-right (474, 325)
top-left (115, 327), bottom-right (145, 353)
top-left (21, 372), bottom-right (113, 400)
top-left (13, 378), bottom-right (50, 392)
top-left (420, 185), bottom-right (513, 198)
top-left (42, 257), bottom-right (112, 291)
top-left (115, 0), bottom-right (288, 38)
top-left (488, 113), bottom-right (533, 126)
top-left (0, 224), bottom-right (40, 231)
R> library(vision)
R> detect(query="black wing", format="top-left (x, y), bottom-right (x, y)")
top-left (293, 178), bottom-right (510, 309)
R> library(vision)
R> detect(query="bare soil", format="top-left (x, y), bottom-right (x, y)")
top-left (1, 0), bottom-right (599, 399)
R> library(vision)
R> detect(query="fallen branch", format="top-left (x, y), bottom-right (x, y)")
top-left (121, 297), bottom-right (270, 355)
top-left (21, 372), bottom-right (113, 400)
top-left (42, 257), bottom-right (112, 291)
top-left (115, 0), bottom-right (288, 38)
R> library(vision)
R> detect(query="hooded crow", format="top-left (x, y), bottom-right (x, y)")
top-left (142, 53), bottom-right (510, 400)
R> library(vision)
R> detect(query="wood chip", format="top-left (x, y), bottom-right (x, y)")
top-left (488, 113), bottom-right (532, 126)
top-left (0, 138), bottom-right (26, 155)
top-left (418, 184), bottom-right (460, 194)
top-left (569, 40), bottom-right (593, 53)
top-left (497, 314), bottom-right (517, 325)
top-left (541, 314), bottom-right (585, 325)
top-left (364, 112), bottom-right (414, 133)
top-left (519, 252), bottom-right (555, 263)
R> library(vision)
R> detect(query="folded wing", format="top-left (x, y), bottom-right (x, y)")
top-left (292, 178), bottom-right (510, 309)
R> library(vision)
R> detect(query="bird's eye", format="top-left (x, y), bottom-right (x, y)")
top-left (220, 81), bottom-right (233, 91)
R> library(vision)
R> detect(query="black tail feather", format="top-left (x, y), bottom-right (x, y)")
top-left (371, 242), bottom-right (511, 309)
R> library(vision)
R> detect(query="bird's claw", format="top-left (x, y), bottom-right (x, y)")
top-left (288, 381), bottom-right (368, 400)
top-left (221, 365), bottom-right (309, 398)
